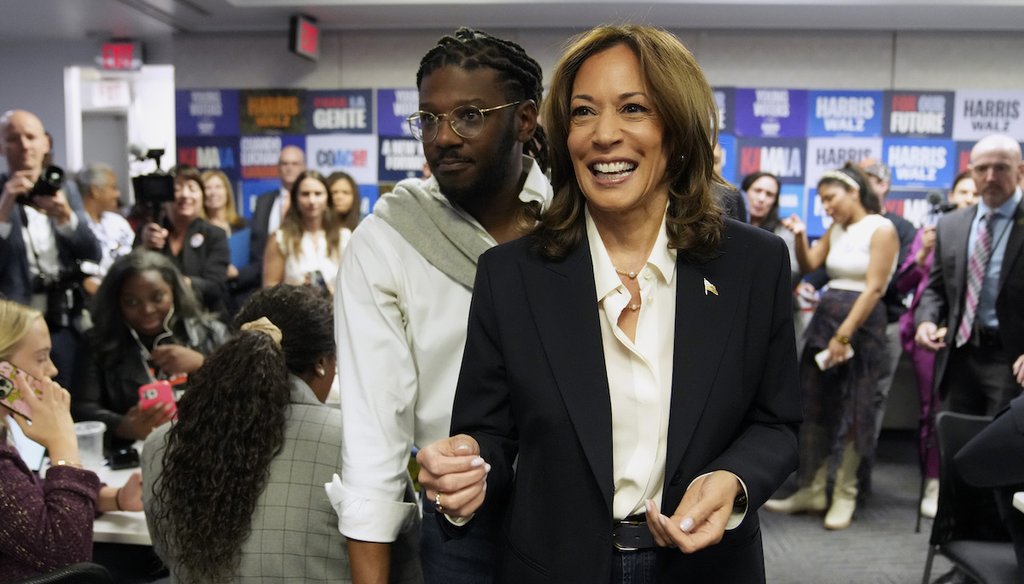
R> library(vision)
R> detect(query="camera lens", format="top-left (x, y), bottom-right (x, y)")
top-left (29, 165), bottom-right (64, 197)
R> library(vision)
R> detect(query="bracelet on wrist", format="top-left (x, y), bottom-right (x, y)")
top-left (833, 333), bottom-right (851, 345)
top-left (52, 459), bottom-right (82, 468)
top-left (115, 487), bottom-right (124, 511)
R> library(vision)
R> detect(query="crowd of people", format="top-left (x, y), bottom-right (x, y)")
top-left (0, 21), bottom-right (1021, 584)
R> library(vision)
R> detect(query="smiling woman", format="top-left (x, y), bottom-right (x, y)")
top-left (416, 24), bottom-right (802, 584)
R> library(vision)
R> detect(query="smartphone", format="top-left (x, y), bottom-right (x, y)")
top-left (814, 346), bottom-right (855, 371)
top-left (109, 446), bottom-right (141, 470)
top-left (308, 270), bottom-right (329, 293)
top-left (0, 361), bottom-right (43, 420)
top-left (138, 380), bottom-right (177, 417)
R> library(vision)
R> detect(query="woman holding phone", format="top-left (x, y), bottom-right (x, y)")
top-left (0, 299), bottom-right (142, 581)
top-left (73, 250), bottom-right (228, 447)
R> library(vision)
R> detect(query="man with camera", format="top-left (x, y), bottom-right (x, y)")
top-left (0, 109), bottom-right (101, 388)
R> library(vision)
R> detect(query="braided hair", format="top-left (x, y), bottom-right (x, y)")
top-left (416, 27), bottom-right (548, 173)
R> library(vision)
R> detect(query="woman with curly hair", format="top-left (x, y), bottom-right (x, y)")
top-left (142, 284), bottom-right (350, 583)
top-left (417, 24), bottom-right (801, 583)
top-left (72, 250), bottom-right (228, 448)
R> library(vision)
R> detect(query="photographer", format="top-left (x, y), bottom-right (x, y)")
top-left (0, 109), bottom-right (100, 389)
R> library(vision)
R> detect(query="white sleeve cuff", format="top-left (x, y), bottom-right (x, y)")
top-left (688, 471), bottom-right (749, 530)
top-left (325, 473), bottom-right (420, 542)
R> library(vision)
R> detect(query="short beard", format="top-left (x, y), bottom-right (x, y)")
top-left (438, 128), bottom-right (520, 209)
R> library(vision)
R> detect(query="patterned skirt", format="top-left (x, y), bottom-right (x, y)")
top-left (796, 288), bottom-right (888, 484)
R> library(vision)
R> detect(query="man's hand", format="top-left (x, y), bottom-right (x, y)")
top-left (1013, 354), bottom-right (1024, 387)
top-left (416, 434), bottom-right (489, 519)
top-left (30, 189), bottom-right (73, 225)
top-left (0, 171), bottom-right (34, 222)
top-left (644, 470), bottom-right (741, 554)
top-left (915, 321), bottom-right (946, 352)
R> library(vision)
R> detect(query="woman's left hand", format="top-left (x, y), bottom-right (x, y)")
top-left (644, 470), bottom-right (741, 553)
top-left (118, 471), bottom-right (144, 511)
top-left (150, 345), bottom-right (205, 375)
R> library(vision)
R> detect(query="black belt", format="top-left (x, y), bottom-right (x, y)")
top-left (612, 515), bottom-right (656, 552)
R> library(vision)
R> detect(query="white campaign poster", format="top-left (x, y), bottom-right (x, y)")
top-left (953, 90), bottom-right (1024, 141)
top-left (305, 134), bottom-right (379, 186)
top-left (804, 137), bottom-right (882, 186)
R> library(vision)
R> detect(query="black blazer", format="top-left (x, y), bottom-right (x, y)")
top-left (235, 189), bottom-right (277, 291)
top-left (0, 204), bottom-right (100, 304)
top-left (916, 199), bottom-right (1024, 393)
top-left (450, 219), bottom-right (802, 584)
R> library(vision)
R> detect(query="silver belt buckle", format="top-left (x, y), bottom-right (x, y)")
top-left (612, 518), bottom-right (645, 552)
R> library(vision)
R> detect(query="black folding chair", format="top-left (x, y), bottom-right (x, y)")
top-left (921, 412), bottom-right (1017, 584)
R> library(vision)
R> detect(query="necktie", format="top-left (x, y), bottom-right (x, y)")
top-left (955, 212), bottom-right (994, 347)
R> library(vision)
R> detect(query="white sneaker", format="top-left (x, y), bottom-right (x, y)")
top-left (920, 479), bottom-right (939, 519)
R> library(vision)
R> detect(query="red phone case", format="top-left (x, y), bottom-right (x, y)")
top-left (138, 380), bottom-right (178, 417)
top-left (0, 361), bottom-right (42, 420)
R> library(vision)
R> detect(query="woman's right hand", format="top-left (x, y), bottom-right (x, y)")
top-left (920, 225), bottom-right (937, 254)
top-left (11, 374), bottom-right (79, 461)
top-left (117, 403), bottom-right (174, 441)
top-left (781, 214), bottom-right (806, 236)
top-left (140, 222), bottom-right (169, 251)
top-left (416, 434), bottom-right (489, 519)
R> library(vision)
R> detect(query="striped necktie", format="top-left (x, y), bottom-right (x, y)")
top-left (955, 212), bottom-right (994, 347)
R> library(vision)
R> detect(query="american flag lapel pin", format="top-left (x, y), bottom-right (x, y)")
top-left (704, 277), bottom-right (718, 296)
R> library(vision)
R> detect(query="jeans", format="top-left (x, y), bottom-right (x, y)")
top-left (420, 494), bottom-right (500, 584)
top-left (612, 549), bottom-right (657, 584)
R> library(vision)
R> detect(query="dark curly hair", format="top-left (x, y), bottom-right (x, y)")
top-left (150, 285), bottom-right (334, 582)
top-left (533, 24), bottom-right (724, 262)
top-left (417, 27), bottom-right (548, 174)
top-left (818, 162), bottom-right (881, 214)
top-left (89, 250), bottom-right (204, 368)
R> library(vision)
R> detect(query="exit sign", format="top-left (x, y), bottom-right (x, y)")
top-left (99, 41), bottom-right (143, 70)
top-left (289, 14), bottom-right (320, 61)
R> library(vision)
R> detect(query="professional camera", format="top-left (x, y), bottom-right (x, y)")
top-left (130, 148), bottom-right (175, 222)
top-left (16, 165), bottom-right (64, 204)
top-left (31, 269), bottom-right (84, 330)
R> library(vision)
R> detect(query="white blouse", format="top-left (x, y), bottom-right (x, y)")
top-left (275, 227), bottom-right (352, 287)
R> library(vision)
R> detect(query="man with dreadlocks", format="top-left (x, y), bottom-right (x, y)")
top-left (327, 28), bottom-right (552, 584)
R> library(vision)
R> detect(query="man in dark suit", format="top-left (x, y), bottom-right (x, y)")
top-left (232, 145), bottom-right (304, 296)
top-left (916, 133), bottom-right (1024, 415)
top-left (0, 109), bottom-right (100, 388)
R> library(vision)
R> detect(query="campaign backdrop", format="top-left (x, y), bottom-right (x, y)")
top-left (176, 87), bottom-right (1024, 230)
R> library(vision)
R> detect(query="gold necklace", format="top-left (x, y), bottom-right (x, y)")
top-left (614, 266), bottom-right (641, 280)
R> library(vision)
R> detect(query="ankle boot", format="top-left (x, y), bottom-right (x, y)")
top-left (824, 442), bottom-right (861, 530)
top-left (764, 464), bottom-right (827, 514)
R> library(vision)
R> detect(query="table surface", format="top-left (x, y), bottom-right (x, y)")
top-left (1014, 491), bottom-right (1024, 514)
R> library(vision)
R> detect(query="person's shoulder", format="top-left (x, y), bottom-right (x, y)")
top-left (723, 217), bottom-right (778, 246)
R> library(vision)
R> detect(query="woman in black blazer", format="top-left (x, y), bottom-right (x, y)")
top-left (417, 25), bottom-right (801, 584)
top-left (138, 165), bottom-right (229, 315)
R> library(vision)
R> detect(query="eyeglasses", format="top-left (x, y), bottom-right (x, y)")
top-left (407, 101), bottom-right (521, 143)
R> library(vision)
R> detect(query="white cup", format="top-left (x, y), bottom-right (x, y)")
top-left (74, 421), bottom-right (106, 468)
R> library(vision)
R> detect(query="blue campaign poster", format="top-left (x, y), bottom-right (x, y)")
top-left (378, 137), bottom-right (425, 182)
top-left (807, 90), bottom-right (883, 137)
top-left (377, 88), bottom-right (419, 138)
top-left (714, 87), bottom-right (735, 134)
top-left (883, 138), bottom-right (956, 189)
top-left (736, 137), bottom-right (807, 185)
top-left (175, 89), bottom-right (240, 137)
top-left (734, 89), bottom-right (808, 138)
top-left (176, 135), bottom-right (241, 186)
top-left (717, 134), bottom-right (737, 185)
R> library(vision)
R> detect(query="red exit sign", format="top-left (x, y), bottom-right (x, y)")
top-left (100, 41), bottom-right (143, 70)
top-left (289, 14), bottom-right (320, 61)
